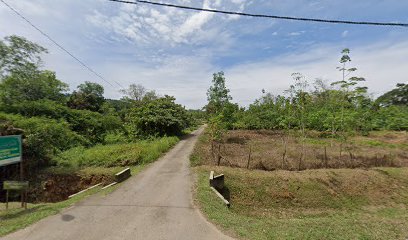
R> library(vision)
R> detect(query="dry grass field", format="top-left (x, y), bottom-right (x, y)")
top-left (192, 130), bottom-right (408, 171)
top-left (192, 129), bottom-right (408, 239)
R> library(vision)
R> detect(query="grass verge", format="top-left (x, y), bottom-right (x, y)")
top-left (0, 185), bottom-right (103, 236)
top-left (194, 166), bottom-right (408, 240)
top-left (1, 136), bottom-right (177, 237)
top-left (53, 136), bottom-right (179, 167)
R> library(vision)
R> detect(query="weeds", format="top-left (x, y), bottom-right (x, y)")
top-left (53, 136), bottom-right (179, 168)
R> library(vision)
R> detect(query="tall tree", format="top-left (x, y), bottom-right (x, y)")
top-left (0, 35), bottom-right (68, 105)
top-left (0, 70), bottom-right (68, 105)
top-left (331, 48), bottom-right (367, 133)
top-left (68, 81), bottom-right (105, 112)
top-left (127, 95), bottom-right (189, 137)
top-left (206, 71), bottom-right (232, 114)
top-left (120, 84), bottom-right (146, 101)
top-left (120, 84), bottom-right (159, 103)
top-left (0, 35), bottom-right (47, 77)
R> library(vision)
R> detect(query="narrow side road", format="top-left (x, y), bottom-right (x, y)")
top-left (2, 126), bottom-right (232, 240)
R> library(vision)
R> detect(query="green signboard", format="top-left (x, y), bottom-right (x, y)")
top-left (0, 135), bottom-right (22, 167)
top-left (3, 181), bottom-right (29, 190)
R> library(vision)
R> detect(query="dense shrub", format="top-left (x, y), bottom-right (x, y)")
top-left (0, 100), bottom-right (124, 144)
top-left (127, 96), bottom-right (190, 137)
top-left (372, 106), bottom-right (408, 131)
top-left (0, 113), bottom-right (87, 167)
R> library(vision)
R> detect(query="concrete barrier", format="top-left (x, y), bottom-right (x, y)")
top-left (68, 183), bottom-right (102, 198)
top-left (101, 182), bottom-right (118, 190)
top-left (115, 168), bottom-right (131, 183)
top-left (210, 187), bottom-right (230, 207)
top-left (209, 171), bottom-right (224, 191)
top-left (209, 171), bottom-right (230, 207)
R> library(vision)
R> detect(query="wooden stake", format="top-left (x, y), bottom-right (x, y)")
top-left (6, 190), bottom-right (9, 210)
top-left (247, 145), bottom-right (251, 169)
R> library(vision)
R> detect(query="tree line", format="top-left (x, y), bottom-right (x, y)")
top-left (206, 48), bottom-right (408, 143)
top-left (0, 35), bottom-right (194, 170)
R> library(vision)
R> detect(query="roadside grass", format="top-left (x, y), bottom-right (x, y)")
top-left (53, 136), bottom-right (179, 168)
top-left (190, 133), bottom-right (209, 167)
top-left (0, 164), bottom-right (145, 237)
top-left (194, 166), bottom-right (408, 240)
top-left (1, 137), bottom-right (179, 237)
top-left (0, 185), bottom-right (103, 236)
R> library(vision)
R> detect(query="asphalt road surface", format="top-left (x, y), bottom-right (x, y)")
top-left (2, 126), bottom-right (232, 240)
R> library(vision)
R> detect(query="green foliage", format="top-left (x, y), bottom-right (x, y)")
top-left (0, 35), bottom-right (192, 171)
top-left (67, 81), bottom-right (105, 112)
top-left (0, 113), bottom-right (86, 167)
top-left (127, 96), bottom-right (190, 137)
top-left (0, 70), bottom-right (68, 105)
top-left (67, 109), bottom-right (123, 144)
top-left (0, 35), bottom-right (47, 76)
top-left (120, 84), bottom-right (159, 103)
top-left (207, 114), bottom-right (226, 142)
top-left (206, 71), bottom-right (232, 115)
top-left (372, 105), bottom-right (408, 131)
top-left (221, 48), bottom-right (407, 134)
top-left (187, 109), bottom-right (207, 126)
top-left (0, 36), bottom-right (68, 106)
top-left (0, 99), bottom-right (124, 144)
top-left (376, 83), bottom-right (408, 107)
top-left (53, 136), bottom-right (179, 168)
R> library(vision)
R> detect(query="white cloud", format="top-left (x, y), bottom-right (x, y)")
top-left (226, 40), bottom-right (408, 106)
top-left (87, 0), bottom-right (247, 46)
top-left (2, 0), bottom-right (408, 110)
top-left (342, 30), bottom-right (349, 38)
top-left (288, 31), bottom-right (306, 36)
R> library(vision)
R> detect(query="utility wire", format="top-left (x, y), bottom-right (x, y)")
top-left (108, 0), bottom-right (408, 27)
top-left (1, 0), bottom-right (124, 88)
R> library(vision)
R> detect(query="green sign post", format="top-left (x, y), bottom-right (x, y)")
top-left (1, 135), bottom-right (27, 209)
top-left (3, 181), bottom-right (29, 209)
top-left (0, 135), bottom-right (22, 167)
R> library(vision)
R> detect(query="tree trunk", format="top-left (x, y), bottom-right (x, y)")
top-left (217, 143), bottom-right (222, 166)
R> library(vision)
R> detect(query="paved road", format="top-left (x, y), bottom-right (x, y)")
top-left (2, 126), bottom-right (232, 240)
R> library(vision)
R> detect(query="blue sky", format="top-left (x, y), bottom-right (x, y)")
top-left (1, 0), bottom-right (408, 108)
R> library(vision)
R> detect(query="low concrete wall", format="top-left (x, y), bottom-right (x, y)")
top-left (209, 171), bottom-right (230, 207)
top-left (115, 168), bottom-right (131, 183)
top-left (209, 171), bottom-right (225, 191)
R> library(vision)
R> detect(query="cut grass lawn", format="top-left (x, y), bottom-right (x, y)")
top-left (195, 166), bottom-right (408, 240)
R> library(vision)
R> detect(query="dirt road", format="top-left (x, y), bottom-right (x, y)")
top-left (2, 126), bottom-right (232, 240)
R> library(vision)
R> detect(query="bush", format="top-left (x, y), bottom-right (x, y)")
top-left (0, 100), bottom-right (124, 144)
top-left (373, 106), bottom-right (408, 131)
top-left (66, 109), bottom-right (123, 144)
top-left (127, 96), bottom-right (190, 138)
top-left (0, 113), bottom-right (87, 167)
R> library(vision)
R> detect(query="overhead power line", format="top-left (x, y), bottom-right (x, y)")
top-left (108, 0), bottom-right (408, 27)
top-left (1, 0), bottom-right (124, 88)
